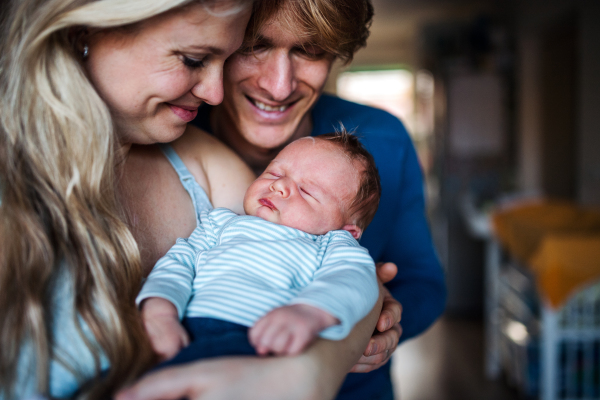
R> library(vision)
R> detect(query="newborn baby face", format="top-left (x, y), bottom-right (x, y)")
top-left (243, 138), bottom-right (361, 237)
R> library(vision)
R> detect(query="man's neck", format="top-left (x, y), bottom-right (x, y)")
top-left (210, 106), bottom-right (313, 175)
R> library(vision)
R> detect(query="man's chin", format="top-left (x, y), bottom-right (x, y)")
top-left (244, 128), bottom-right (297, 151)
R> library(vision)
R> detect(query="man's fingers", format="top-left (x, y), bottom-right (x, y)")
top-left (349, 350), bottom-right (392, 373)
top-left (365, 325), bottom-right (400, 357)
top-left (375, 262), bottom-right (397, 284)
top-left (376, 288), bottom-right (402, 332)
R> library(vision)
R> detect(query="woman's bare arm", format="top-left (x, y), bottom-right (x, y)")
top-left (115, 289), bottom-right (383, 400)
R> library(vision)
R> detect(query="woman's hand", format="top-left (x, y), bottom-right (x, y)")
top-left (350, 262), bottom-right (403, 373)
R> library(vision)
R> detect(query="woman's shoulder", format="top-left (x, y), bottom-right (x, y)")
top-left (172, 125), bottom-right (255, 214)
top-left (171, 125), bottom-right (242, 173)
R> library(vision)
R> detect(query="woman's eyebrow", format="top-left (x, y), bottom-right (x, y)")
top-left (185, 44), bottom-right (226, 55)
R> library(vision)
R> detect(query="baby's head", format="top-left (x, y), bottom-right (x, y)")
top-left (243, 131), bottom-right (381, 239)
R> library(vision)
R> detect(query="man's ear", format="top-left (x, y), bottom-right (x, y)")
top-left (342, 224), bottom-right (362, 240)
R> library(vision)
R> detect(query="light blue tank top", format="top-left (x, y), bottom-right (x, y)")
top-left (159, 143), bottom-right (213, 223)
top-left (9, 145), bottom-right (213, 400)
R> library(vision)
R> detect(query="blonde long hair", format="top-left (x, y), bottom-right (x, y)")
top-left (0, 0), bottom-right (247, 398)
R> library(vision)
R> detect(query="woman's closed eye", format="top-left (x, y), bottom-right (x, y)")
top-left (181, 55), bottom-right (206, 69)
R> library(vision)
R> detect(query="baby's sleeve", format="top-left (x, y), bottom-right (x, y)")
top-left (135, 210), bottom-right (216, 319)
top-left (289, 232), bottom-right (379, 340)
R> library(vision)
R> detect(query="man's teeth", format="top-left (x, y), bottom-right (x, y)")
top-left (254, 100), bottom-right (287, 112)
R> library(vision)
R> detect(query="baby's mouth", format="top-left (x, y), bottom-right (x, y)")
top-left (259, 198), bottom-right (277, 210)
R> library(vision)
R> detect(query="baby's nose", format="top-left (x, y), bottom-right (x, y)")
top-left (271, 178), bottom-right (292, 198)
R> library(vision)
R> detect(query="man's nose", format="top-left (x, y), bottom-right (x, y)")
top-left (270, 178), bottom-right (292, 198)
top-left (257, 49), bottom-right (297, 102)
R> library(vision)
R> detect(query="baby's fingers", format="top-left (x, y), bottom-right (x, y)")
top-left (269, 329), bottom-right (293, 355)
top-left (287, 330), bottom-right (313, 355)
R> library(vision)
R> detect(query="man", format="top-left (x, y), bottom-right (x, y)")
top-left (192, 0), bottom-right (446, 398)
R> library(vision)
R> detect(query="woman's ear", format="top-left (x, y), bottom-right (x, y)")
top-left (342, 224), bottom-right (362, 240)
top-left (69, 27), bottom-right (87, 48)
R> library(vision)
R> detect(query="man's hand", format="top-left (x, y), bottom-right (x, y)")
top-left (249, 304), bottom-right (338, 356)
top-left (140, 297), bottom-right (190, 361)
top-left (350, 262), bottom-right (403, 373)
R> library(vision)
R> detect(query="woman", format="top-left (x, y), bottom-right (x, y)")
top-left (0, 0), bottom-right (389, 399)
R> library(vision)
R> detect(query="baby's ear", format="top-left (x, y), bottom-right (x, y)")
top-left (342, 224), bottom-right (362, 240)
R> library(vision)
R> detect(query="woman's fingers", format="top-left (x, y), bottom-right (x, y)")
top-left (375, 262), bottom-right (397, 284)
top-left (115, 365), bottom-right (200, 400)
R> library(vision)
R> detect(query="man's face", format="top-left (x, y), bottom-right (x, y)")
top-left (220, 14), bottom-right (334, 150)
top-left (243, 138), bottom-right (361, 237)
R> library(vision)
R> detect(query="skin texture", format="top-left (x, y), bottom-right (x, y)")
top-left (210, 9), bottom-right (404, 372)
top-left (84, 2), bottom-right (395, 397)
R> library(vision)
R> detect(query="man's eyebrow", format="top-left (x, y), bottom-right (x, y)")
top-left (244, 35), bottom-right (274, 49)
top-left (252, 34), bottom-right (271, 44)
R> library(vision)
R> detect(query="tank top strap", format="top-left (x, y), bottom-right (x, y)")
top-left (159, 143), bottom-right (213, 225)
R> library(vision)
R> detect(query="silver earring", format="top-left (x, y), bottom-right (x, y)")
top-left (82, 44), bottom-right (89, 59)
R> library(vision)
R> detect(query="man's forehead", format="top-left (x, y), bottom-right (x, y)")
top-left (259, 14), bottom-right (318, 48)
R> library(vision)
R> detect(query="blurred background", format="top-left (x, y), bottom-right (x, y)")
top-left (325, 0), bottom-right (600, 399)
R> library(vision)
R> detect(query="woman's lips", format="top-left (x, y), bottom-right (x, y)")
top-left (259, 198), bottom-right (277, 210)
top-left (168, 104), bottom-right (198, 122)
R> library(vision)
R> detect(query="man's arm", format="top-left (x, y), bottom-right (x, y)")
top-left (380, 138), bottom-right (446, 342)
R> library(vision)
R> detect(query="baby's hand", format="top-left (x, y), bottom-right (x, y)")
top-left (140, 297), bottom-right (190, 361)
top-left (249, 304), bottom-right (339, 356)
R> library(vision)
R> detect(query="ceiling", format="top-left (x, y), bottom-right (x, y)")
top-left (351, 0), bottom-right (504, 67)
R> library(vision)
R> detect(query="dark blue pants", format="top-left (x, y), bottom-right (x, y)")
top-left (156, 317), bottom-right (256, 370)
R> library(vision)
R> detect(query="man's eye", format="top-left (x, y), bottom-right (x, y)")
top-left (238, 42), bottom-right (268, 55)
top-left (295, 45), bottom-right (326, 60)
top-left (300, 187), bottom-right (312, 197)
top-left (182, 55), bottom-right (205, 69)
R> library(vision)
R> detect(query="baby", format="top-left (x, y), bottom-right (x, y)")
top-left (137, 131), bottom-right (382, 366)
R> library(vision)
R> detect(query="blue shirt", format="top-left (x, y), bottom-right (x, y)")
top-left (193, 94), bottom-right (446, 400)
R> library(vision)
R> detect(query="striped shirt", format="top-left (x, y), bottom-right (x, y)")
top-left (137, 208), bottom-right (378, 340)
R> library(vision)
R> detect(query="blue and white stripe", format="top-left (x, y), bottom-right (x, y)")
top-left (137, 208), bottom-right (378, 340)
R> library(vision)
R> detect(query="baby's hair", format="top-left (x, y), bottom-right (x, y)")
top-left (316, 130), bottom-right (381, 231)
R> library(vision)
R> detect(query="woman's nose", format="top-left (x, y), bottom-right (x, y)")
top-left (257, 50), bottom-right (297, 102)
top-left (191, 66), bottom-right (224, 106)
top-left (270, 178), bottom-right (291, 198)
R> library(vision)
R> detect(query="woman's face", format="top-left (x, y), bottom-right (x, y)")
top-left (85, 2), bottom-right (251, 145)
